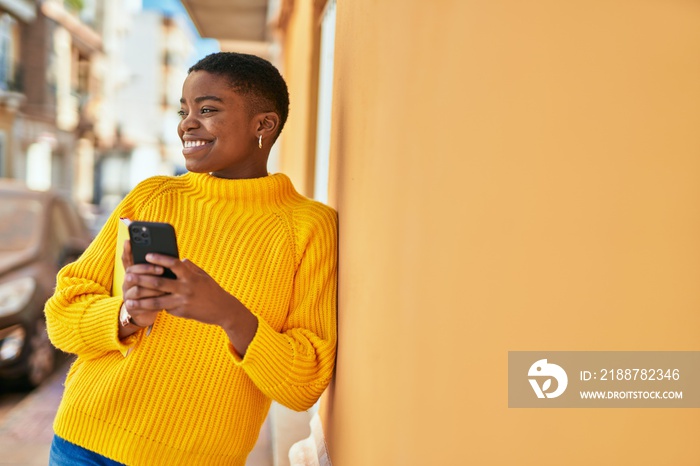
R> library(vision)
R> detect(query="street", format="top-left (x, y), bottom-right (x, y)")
top-left (0, 391), bottom-right (25, 424)
top-left (0, 362), bottom-right (69, 465)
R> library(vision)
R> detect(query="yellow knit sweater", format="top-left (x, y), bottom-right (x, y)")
top-left (44, 172), bottom-right (337, 466)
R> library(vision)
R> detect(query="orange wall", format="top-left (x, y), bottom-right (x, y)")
top-left (327, 1), bottom-right (700, 464)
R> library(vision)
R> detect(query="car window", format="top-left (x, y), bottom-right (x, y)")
top-left (0, 197), bottom-right (43, 251)
top-left (55, 197), bottom-right (87, 239)
top-left (48, 201), bottom-right (73, 263)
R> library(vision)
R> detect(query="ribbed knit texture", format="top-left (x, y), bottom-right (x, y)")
top-left (44, 172), bottom-right (337, 466)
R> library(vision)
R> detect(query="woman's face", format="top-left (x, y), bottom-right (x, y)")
top-left (178, 70), bottom-right (266, 179)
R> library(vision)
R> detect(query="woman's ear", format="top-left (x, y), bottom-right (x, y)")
top-left (256, 112), bottom-right (280, 138)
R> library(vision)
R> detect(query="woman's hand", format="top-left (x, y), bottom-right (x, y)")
top-left (118, 240), bottom-right (164, 339)
top-left (123, 253), bottom-right (259, 356)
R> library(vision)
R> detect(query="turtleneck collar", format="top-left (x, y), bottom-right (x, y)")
top-left (182, 172), bottom-right (299, 208)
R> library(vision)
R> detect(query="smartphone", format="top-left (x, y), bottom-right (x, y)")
top-left (128, 221), bottom-right (180, 279)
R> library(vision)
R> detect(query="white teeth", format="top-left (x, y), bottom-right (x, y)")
top-left (184, 140), bottom-right (208, 148)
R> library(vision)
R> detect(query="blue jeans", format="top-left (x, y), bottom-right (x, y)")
top-left (49, 435), bottom-right (126, 466)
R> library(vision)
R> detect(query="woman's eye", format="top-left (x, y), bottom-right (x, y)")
top-left (178, 108), bottom-right (215, 118)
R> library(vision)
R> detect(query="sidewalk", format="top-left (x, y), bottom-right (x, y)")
top-left (0, 362), bottom-right (272, 466)
top-left (0, 363), bottom-right (67, 465)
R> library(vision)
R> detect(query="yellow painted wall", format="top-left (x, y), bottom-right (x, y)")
top-left (326, 1), bottom-right (700, 464)
top-left (277, 0), bottom-right (320, 198)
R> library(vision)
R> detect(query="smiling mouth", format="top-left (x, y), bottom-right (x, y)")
top-left (183, 140), bottom-right (211, 148)
top-left (182, 140), bottom-right (213, 155)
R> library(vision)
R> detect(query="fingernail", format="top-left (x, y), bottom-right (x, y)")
top-left (125, 274), bottom-right (133, 282)
top-left (126, 300), bottom-right (135, 308)
top-left (154, 267), bottom-right (163, 274)
top-left (146, 254), bottom-right (154, 261)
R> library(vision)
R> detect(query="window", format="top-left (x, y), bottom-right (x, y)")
top-left (48, 201), bottom-right (73, 264)
top-left (0, 14), bottom-right (15, 91)
top-left (0, 197), bottom-right (42, 251)
top-left (0, 131), bottom-right (6, 177)
top-left (26, 141), bottom-right (53, 191)
top-left (313, 0), bottom-right (336, 204)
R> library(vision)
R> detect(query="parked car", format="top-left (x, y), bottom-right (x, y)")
top-left (0, 180), bottom-right (92, 388)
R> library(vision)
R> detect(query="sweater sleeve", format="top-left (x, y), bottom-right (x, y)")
top-left (230, 204), bottom-right (338, 411)
top-left (44, 184), bottom-right (152, 359)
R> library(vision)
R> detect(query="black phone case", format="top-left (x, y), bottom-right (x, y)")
top-left (128, 221), bottom-right (179, 279)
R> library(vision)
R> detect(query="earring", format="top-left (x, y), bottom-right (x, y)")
top-left (258, 135), bottom-right (263, 149)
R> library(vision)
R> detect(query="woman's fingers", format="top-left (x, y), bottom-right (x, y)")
top-left (124, 257), bottom-right (230, 324)
top-left (126, 263), bottom-right (164, 276)
top-left (124, 284), bottom-right (166, 300)
top-left (125, 271), bottom-right (177, 293)
top-left (142, 254), bottom-right (201, 279)
top-left (126, 294), bottom-right (182, 312)
top-left (121, 239), bottom-right (133, 268)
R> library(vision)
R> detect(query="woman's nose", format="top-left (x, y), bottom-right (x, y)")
top-left (179, 112), bottom-right (199, 131)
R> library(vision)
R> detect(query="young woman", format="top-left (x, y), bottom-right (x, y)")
top-left (45, 52), bottom-right (337, 466)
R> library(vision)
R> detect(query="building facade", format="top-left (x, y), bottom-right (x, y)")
top-left (2, 0), bottom-right (198, 218)
top-left (0, 0), bottom-right (33, 179)
top-left (97, 7), bottom-right (194, 211)
top-left (0, 0), bottom-right (112, 208)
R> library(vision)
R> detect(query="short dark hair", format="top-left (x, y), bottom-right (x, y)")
top-left (188, 52), bottom-right (290, 138)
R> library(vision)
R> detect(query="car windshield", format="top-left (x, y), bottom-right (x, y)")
top-left (0, 197), bottom-right (43, 251)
